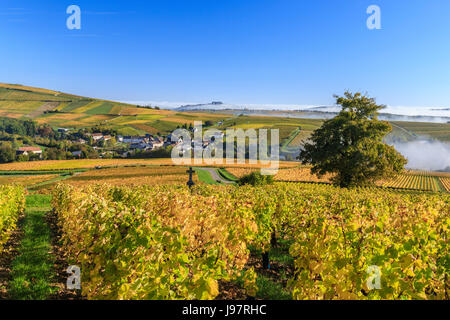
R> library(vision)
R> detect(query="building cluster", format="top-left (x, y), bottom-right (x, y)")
top-left (14, 127), bottom-right (225, 160)
top-left (117, 135), bottom-right (164, 151)
top-left (84, 132), bottom-right (112, 142)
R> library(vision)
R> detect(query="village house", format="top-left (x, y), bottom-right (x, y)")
top-left (129, 142), bottom-right (152, 151)
top-left (16, 147), bottom-right (43, 157)
top-left (166, 134), bottom-right (183, 145)
top-left (149, 137), bottom-right (164, 149)
top-left (122, 136), bottom-right (146, 144)
top-left (92, 133), bottom-right (104, 141)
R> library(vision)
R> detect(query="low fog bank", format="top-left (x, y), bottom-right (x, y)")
top-left (231, 110), bottom-right (450, 123)
top-left (390, 140), bottom-right (450, 171)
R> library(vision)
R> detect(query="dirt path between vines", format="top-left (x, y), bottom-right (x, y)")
top-left (0, 215), bottom-right (25, 299)
top-left (46, 208), bottom-right (83, 300)
top-left (27, 102), bottom-right (60, 118)
top-left (1, 195), bottom-right (82, 300)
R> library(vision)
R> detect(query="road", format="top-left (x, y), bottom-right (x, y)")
top-left (195, 167), bottom-right (236, 184)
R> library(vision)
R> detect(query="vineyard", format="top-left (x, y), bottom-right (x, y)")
top-left (35, 166), bottom-right (200, 191)
top-left (1, 162), bottom-right (449, 300)
top-left (0, 175), bottom-right (59, 188)
top-left (0, 186), bottom-right (25, 252)
top-left (226, 166), bottom-right (333, 184)
top-left (225, 167), bottom-right (450, 193)
top-left (52, 182), bottom-right (449, 300)
top-left (440, 177), bottom-right (450, 192)
top-left (380, 173), bottom-right (442, 192)
top-left (0, 159), bottom-right (298, 171)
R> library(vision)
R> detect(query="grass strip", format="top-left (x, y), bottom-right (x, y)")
top-left (8, 194), bottom-right (56, 300)
top-left (217, 168), bottom-right (238, 182)
top-left (27, 174), bottom-right (75, 191)
top-left (195, 169), bottom-right (221, 185)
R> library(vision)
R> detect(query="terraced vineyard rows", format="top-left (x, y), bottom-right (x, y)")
top-left (226, 167), bottom-right (449, 192)
top-left (439, 177), bottom-right (450, 192)
top-left (381, 172), bottom-right (445, 192)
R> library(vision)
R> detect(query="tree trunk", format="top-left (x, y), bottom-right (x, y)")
top-left (262, 251), bottom-right (270, 270)
top-left (270, 231), bottom-right (277, 247)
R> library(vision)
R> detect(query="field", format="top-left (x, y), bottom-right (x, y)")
top-left (0, 175), bottom-right (59, 187)
top-left (379, 171), bottom-right (445, 192)
top-left (225, 166), bottom-right (450, 193)
top-left (0, 83), bottom-right (449, 301)
top-left (0, 160), bottom-right (448, 193)
top-left (439, 177), bottom-right (450, 192)
top-left (391, 121), bottom-right (450, 142)
top-left (32, 166), bottom-right (200, 191)
top-left (0, 160), bottom-right (449, 300)
top-left (49, 182), bottom-right (449, 300)
top-left (0, 159), bottom-right (299, 171)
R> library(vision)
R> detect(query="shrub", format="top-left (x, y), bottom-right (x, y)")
top-left (238, 172), bottom-right (274, 186)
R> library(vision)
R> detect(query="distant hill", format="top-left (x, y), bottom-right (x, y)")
top-left (0, 83), bottom-right (227, 136)
top-left (0, 83), bottom-right (132, 118)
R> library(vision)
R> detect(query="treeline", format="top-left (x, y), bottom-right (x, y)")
top-left (0, 117), bottom-right (36, 136)
top-left (0, 140), bottom-right (100, 163)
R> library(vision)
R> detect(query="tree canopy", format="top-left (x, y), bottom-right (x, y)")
top-left (0, 117), bottom-right (36, 136)
top-left (298, 92), bottom-right (407, 187)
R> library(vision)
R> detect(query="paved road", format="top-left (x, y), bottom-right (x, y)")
top-left (195, 167), bottom-right (236, 184)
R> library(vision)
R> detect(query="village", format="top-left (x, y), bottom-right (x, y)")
top-left (11, 126), bottom-right (224, 161)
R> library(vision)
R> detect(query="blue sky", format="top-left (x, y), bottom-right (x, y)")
top-left (1, 0), bottom-right (450, 108)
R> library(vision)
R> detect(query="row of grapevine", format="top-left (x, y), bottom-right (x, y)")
top-left (53, 182), bottom-right (449, 300)
top-left (407, 170), bottom-right (450, 177)
top-left (0, 185), bottom-right (25, 251)
top-left (278, 185), bottom-right (449, 299)
top-left (440, 177), bottom-right (450, 192)
top-left (382, 174), bottom-right (442, 192)
top-left (229, 183), bottom-right (449, 299)
top-left (52, 184), bottom-right (259, 300)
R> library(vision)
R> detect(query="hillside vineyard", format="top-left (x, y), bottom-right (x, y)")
top-left (52, 182), bottom-right (449, 300)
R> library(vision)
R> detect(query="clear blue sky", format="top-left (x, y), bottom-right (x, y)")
top-left (1, 0), bottom-right (450, 107)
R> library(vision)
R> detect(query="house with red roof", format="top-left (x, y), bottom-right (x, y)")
top-left (16, 146), bottom-right (43, 156)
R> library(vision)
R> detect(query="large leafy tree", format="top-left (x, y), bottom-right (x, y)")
top-left (299, 92), bottom-right (407, 187)
top-left (0, 144), bottom-right (16, 163)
